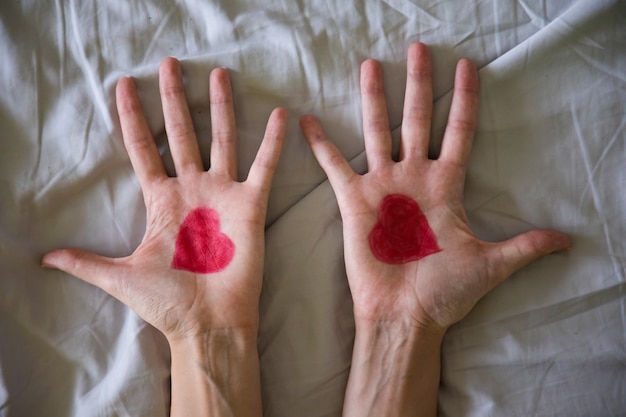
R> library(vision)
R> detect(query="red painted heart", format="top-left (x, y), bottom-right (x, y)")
top-left (368, 194), bottom-right (441, 264)
top-left (171, 207), bottom-right (235, 273)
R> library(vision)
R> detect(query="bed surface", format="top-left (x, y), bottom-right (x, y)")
top-left (0, 0), bottom-right (624, 416)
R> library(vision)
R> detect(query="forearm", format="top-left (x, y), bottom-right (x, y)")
top-left (342, 319), bottom-right (445, 417)
top-left (168, 329), bottom-right (262, 417)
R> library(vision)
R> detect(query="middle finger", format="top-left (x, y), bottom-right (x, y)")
top-left (361, 59), bottom-right (393, 172)
top-left (159, 58), bottom-right (203, 175)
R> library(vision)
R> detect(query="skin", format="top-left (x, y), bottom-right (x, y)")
top-left (300, 42), bottom-right (571, 416)
top-left (42, 58), bottom-right (287, 417)
top-left (39, 42), bottom-right (570, 416)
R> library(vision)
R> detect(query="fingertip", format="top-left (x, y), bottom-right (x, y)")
top-left (41, 248), bottom-right (77, 271)
top-left (406, 42), bottom-right (432, 80)
top-left (457, 57), bottom-right (476, 71)
top-left (299, 114), bottom-right (323, 144)
top-left (116, 76), bottom-right (135, 93)
top-left (361, 58), bottom-right (382, 78)
top-left (548, 232), bottom-right (572, 254)
top-left (361, 57), bottom-right (379, 69)
top-left (42, 248), bottom-right (74, 269)
top-left (209, 68), bottom-right (233, 108)
top-left (271, 107), bottom-right (288, 122)
top-left (299, 113), bottom-right (315, 126)
top-left (456, 58), bottom-right (479, 90)
top-left (360, 59), bottom-right (383, 92)
top-left (528, 229), bottom-right (571, 255)
top-left (41, 252), bottom-right (58, 269)
top-left (210, 67), bottom-right (231, 86)
top-left (115, 76), bottom-right (138, 108)
top-left (299, 114), bottom-right (316, 129)
top-left (268, 107), bottom-right (288, 135)
top-left (160, 57), bottom-right (181, 75)
top-left (264, 107), bottom-right (288, 144)
top-left (408, 42), bottom-right (430, 60)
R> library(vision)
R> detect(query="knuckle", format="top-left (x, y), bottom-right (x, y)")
top-left (448, 118), bottom-right (476, 133)
top-left (160, 83), bottom-right (186, 99)
top-left (366, 119), bottom-right (390, 133)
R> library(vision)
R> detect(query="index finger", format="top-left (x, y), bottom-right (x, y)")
top-left (246, 108), bottom-right (288, 194)
top-left (300, 114), bottom-right (356, 192)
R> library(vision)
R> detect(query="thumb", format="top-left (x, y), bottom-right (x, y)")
top-left (489, 229), bottom-right (571, 283)
top-left (42, 248), bottom-right (120, 295)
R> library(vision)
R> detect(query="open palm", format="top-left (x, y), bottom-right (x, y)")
top-left (43, 58), bottom-right (286, 340)
top-left (300, 43), bottom-right (569, 331)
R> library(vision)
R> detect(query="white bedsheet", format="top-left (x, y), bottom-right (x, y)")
top-left (0, 0), bottom-right (624, 416)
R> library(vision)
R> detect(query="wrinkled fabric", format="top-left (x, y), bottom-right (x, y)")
top-left (0, 0), bottom-right (624, 416)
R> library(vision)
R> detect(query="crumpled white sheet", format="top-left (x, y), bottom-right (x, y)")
top-left (0, 0), bottom-right (624, 416)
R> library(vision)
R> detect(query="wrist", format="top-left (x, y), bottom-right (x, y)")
top-left (350, 287), bottom-right (450, 337)
top-left (343, 318), bottom-right (445, 417)
top-left (167, 325), bottom-right (258, 348)
top-left (353, 311), bottom-right (448, 341)
top-left (353, 318), bottom-right (446, 358)
top-left (161, 306), bottom-right (260, 344)
top-left (168, 327), bottom-right (259, 358)
top-left (167, 328), bottom-right (262, 417)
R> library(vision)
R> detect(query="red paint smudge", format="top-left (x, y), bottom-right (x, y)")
top-left (368, 194), bottom-right (441, 264)
top-left (171, 207), bottom-right (235, 273)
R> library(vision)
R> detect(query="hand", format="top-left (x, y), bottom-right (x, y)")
top-left (43, 58), bottom-right (287, 341)
top-left (300, 43), bottom-right (570, 332)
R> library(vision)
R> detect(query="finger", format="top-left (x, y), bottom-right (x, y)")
top-left (488, 230), bottom-right (571, 285)
top-left (116, 77), bottom-right (166, 187)
top-left (209, 68), bottom-right (238, 179)
top-left (159, 58), bottom-right (203, 175)
top-left (360, 59), bottom-right (393, 171)
top-left (246, 108), bottom-right (288, 193)
top-left (401, 42), bottom-right (433, 161)
top-left (439, 59), bottom-right (479, 168)
top-left (300, 114), bottom-right (356, 191)
top-left (42, 249), bottom-right (120, 296)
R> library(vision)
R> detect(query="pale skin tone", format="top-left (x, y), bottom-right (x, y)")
top-left (42, 43), bottom-right (570, 416)
top-left (43, 58), bottom-right (287, 417)
top-left (300, 42), bottom-right (571, 416)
